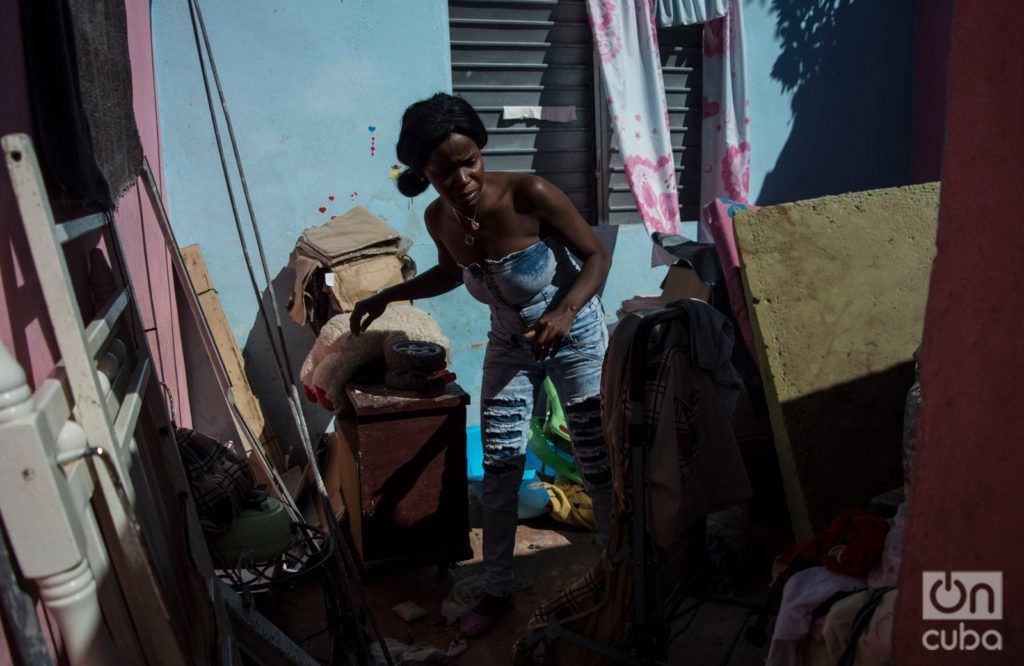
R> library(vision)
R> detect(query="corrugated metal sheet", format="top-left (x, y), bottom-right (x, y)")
top-left (449, 1), bottom-right (702, 225)
top-left (450, 0), bottom-right (597, 221)
top-left (606, 24), bottom-right (703, 225)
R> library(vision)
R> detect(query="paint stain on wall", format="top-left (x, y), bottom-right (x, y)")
top-left (369, 124), bottom-right (376, 157)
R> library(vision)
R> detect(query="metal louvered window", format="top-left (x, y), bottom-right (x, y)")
top-left (448, 1), bottom-right (702, 226)
top-left (603, 24), bottom-right (703, 225)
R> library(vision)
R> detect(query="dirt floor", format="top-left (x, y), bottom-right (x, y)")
top-left (274, 483), bottom-right (790, 665)
top-left (362, 516), bottom-right (602, 664)
top-left (270, 391), bottom-right (790, 664)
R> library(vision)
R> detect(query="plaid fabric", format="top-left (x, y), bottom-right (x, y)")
top-left (528, 565), bottom-right (608, 629)
top-left (522, 343), bottom-right (679, 630)
top-left (176, 428), bottom-right (255, 536)
top-left (521, 307), bottom-right (751, 664)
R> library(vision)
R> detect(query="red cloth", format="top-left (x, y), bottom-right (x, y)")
top-left (778, 509), bottom-right (889, 577)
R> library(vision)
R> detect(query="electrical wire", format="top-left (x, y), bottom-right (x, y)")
top-left (229, 400), bottom-right (302, 518)
top-left (184, 2), bottom-right (393, 663)
top-left (180, 4), bottom-right (372, 659)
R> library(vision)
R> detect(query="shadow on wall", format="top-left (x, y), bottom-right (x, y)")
top-left (755, 0), bottom-right (917, 205)
top-left (242, 267), bottom-right (333, 467)
top-left (0, 170), bottom-right (62, 377)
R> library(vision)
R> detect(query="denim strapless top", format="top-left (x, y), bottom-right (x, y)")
top-left (462, 238), bottom-right (600, 343)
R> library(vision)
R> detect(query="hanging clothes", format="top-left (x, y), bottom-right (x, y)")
top-left (586, 0), bottom-right (681, 238)
top-left (654, 1), bottom-right (752, 243)
top-left (698, 4), bottom-right (751, 241)
top-left (20, 0), bottom-right (145, 209)
top-left (517, 304), bottom-right (751, 665)
top-left (653, 0), bottom-right (730, 26)
top-left (675, 299), bottom-right (743, 413)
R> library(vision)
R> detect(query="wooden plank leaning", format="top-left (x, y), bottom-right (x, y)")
top-left (140, 159), bottom-right (300, 518)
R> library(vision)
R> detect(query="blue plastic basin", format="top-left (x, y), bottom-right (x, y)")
top-left (466, 425), bottom-right (550, 520)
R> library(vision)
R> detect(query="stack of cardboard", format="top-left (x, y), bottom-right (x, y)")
top-left (286, 206), bottom-right (415, 325)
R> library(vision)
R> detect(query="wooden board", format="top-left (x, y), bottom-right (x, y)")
top-left (734, 184), bottom-right (938, 537)
top-left (180, 244), bottom-right (287, 477)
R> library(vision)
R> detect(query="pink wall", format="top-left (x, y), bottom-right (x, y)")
top-left (117, 0), bottom-right (191, 425)
top-left (895, 1), bottom-right (1024, 662)
top-left (0, 1), bottom-right (190, 657)
top-left (0, 0), bottom-right (62, 386)
top-left (0, 0), bottom-right (190, 422)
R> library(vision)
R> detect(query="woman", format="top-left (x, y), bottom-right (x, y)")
top-left (350, 93), bottom-right (612, 636)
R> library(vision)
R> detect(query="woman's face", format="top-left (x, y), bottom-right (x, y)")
top-left (423, 133), bottom-right (485, 210)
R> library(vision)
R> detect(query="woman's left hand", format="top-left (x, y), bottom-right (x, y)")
top-left (524, 305), bottom-right (577, 360)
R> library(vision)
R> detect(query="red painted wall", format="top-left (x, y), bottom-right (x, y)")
top-left (910, 0), bottom-right (954, 183)
top-left (0, 0), bottom-right (61, 387)
top-left (895, 1), bottom-right (1024, 662)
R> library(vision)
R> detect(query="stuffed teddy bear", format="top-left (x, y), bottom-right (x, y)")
top-left (300, 302), bottom-right (450, 412)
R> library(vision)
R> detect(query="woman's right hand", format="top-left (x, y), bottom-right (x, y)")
top-left (349, 295), bottom-right (388, 335)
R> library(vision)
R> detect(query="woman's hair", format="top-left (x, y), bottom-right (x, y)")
top-left (395, 93), bottom-right (488, 197)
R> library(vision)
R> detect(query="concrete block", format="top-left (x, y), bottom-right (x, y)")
top-left (735, 183), bottom-right (939, 537)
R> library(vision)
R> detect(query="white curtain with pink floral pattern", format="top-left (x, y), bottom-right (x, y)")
top-left (693, 2), bottom-right (750, 242)
top-left (588, 0), bottom-right (751, 246)
top-left (586, 0), bottom-right (681, 238)
top-left (653, 0), bottom-right (751, 242)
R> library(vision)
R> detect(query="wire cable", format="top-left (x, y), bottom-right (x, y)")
top-left (185, 2), bottom-right (393, 663)
top-left (182, 1), bottom-right (372, 660)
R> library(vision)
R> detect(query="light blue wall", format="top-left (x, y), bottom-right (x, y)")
top-left (743, 0), bottom-right (917, 204)
top-left (153, 0), bottom-right (670, 441)
top-left (153, 0), bottom-right (456, 445)
top-left (153, 0), bottom-right (915, 444)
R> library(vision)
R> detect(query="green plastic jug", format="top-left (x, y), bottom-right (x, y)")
top-left (212, 492), bottom-right (292, 565)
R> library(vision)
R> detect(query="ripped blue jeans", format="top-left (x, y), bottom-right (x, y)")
top-left (463, 239), bottom-right (612, 598)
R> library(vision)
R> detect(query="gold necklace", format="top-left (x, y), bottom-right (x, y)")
top-left (450, 184), bottom-right (485, 245)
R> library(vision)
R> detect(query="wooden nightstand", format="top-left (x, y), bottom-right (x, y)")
top-left (330, 383), bottom-right (473, 571)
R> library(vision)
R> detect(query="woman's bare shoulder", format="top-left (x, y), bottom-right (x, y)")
top-left (424, 197), bottom-right (447, 234)
top-left (502, 172), bottom-right (560, 210)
